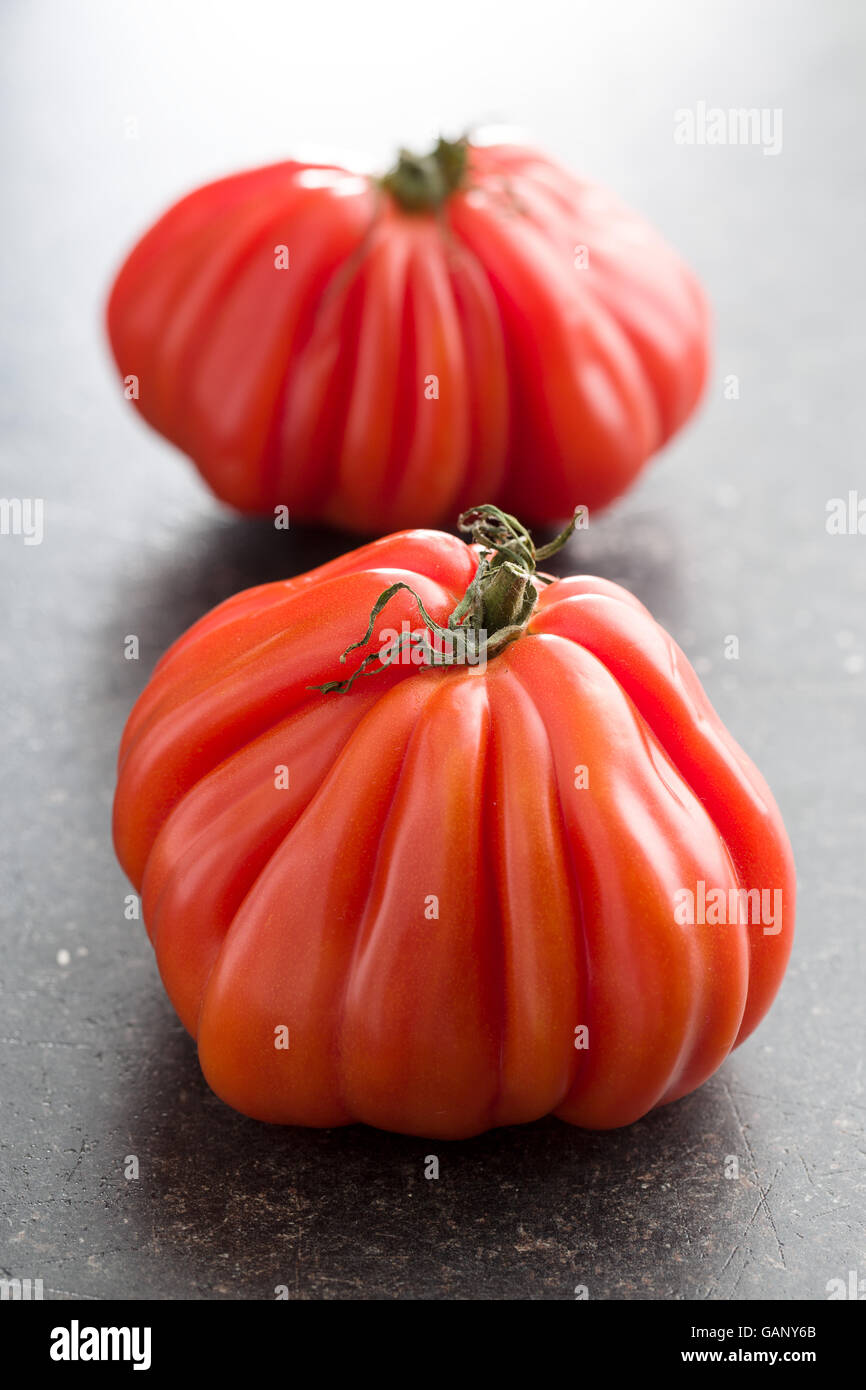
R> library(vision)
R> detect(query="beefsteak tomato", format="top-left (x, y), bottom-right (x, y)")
top-left (114, 507), bottom-right (793, 1138)
top-left (107, 134), bottom-right (710, 533)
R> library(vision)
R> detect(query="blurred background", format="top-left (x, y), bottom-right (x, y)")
top-left (1, 0), bottom-right (864, 1300)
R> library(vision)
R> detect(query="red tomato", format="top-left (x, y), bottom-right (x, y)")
top-left (107, 135), bottom-right (710, 532)
top-left (114, 508), bottom-right (793, 1138)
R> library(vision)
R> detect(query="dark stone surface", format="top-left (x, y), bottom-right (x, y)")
top-left (1, 1), bottom-right (864, 1300)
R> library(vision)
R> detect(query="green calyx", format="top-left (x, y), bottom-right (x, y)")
top-left (313, 505), bottom-right (583, 695)
top-left (380, 135), bottom-right (469, 212)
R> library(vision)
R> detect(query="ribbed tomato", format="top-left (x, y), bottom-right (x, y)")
top-left (113, 508), bottom-right (793, 1138)
top-left (107, 134), bottom-right (710, 533)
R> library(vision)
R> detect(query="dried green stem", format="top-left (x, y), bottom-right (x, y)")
top-left (313, 505), bottom-right (584, 694)
top-left (380, 136), bottom-right (470, 213)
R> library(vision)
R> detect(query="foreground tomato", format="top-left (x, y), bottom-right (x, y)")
top-left (114, 508), bottom-right (793, 1137)
top-left (107, 134), bottom-right (710, 532)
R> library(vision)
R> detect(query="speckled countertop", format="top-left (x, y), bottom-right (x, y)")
top-left (1, 0), bottom-right (864, 1299)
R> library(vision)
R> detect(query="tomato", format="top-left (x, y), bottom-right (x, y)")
top-left (107, 134), bottom-right (710, 533)
top-left (113, 507), bottom-right (793, 1138)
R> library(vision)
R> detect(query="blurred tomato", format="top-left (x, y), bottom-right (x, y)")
top-left (107, 135), bottom-right (710, 532)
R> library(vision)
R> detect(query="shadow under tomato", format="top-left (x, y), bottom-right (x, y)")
top-left (104, 497), bottom-right (688, 689)
top-left (113, 1010), bottom-right (748, 1300)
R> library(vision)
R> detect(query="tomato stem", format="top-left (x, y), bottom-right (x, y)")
top-left (381, 136), bottom-right (469, 212)
top-left (312, 505), bottom-right (583, 695)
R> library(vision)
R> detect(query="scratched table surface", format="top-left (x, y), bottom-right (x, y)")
top-left (1, 0), bottom-right (864, 1301)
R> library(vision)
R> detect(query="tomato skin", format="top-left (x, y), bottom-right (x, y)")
top-left (107, 142), bottom-right (710, 532)
top-left (114, 530), bottom-right (794, 1139)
